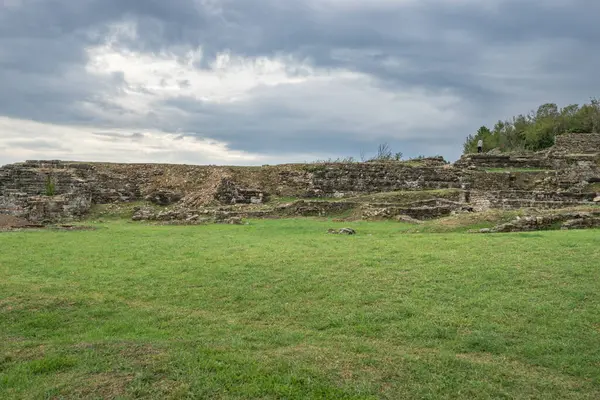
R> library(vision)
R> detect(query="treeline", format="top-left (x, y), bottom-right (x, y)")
top-left (463, 98), bottom-right (600, 153)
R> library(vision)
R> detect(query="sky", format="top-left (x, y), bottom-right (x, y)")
top-left (0, 0), bottom-right (599, 166)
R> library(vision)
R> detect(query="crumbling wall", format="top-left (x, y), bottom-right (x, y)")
top-left (1, 146), bottom-right (598, 223)
top-left (464, 171), bottom-right (558, 191)
top-left (469, 190), bottom-right (597, 211)
top-left (457, 133), bottom-right (600, 169)
top-left (0, 160), bottom-right (90, 196)
top-left (306, 162), bottom-right (462, 196)
top-left (454, 154), bottom-right (552, 169)
top-left (0, 161), bottom-right (93, 222)
top-left (552, 133), bottom-right (600, 154)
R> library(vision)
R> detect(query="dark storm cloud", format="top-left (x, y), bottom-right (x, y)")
top-left (0, 0), bottom-right (599, 163)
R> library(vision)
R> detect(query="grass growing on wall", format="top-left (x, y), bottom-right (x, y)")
top-left (44, 175), bottom-right (56, 196)
top-left (1, 219), bottom-right (600, 399)
top-left (584, 182), bottom-right (600, 193)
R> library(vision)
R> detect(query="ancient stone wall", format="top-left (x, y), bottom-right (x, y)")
top-left (464, 171), bottom-right (559, 191)
top-left (454, 154), bottom-right (552, 169)
top-left (0, 161), bottom-right (93, 222)
top-left (457, 133), bottom-right (600, 169)
top-left (0, 160), bottom-right (89, 196)
top-left (0, 160), bottom-right (463, 221)
top-left (552, 133), bottom-right (600, 154)
top-left (468, 190), bottom-right (597, 211)
top-left (307, 162), bottom-right (462, 196)
top-left (1, 144), bottom-right (598, 223)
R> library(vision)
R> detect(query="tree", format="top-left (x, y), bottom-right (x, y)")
top-left (462, 98), bottom-right (600, 154)
top-left (367, 143), bottom-right (403, 162)
top-left (376, 143), bottom-right (392, 160)
top-left (463, 126), bottom-right (492, 153)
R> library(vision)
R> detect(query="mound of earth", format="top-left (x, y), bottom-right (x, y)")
top-left (0, 214), bottom-right (33, 229)
top-left (52, 225), bottom-right (97, 231)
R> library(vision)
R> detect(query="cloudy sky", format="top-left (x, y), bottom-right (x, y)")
top-left (0, 0), bottom-right (598, 166)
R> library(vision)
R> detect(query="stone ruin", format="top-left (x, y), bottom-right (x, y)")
top-left (0, 134), bottom-right (599, 227)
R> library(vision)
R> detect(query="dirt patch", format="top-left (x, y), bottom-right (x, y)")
top-left (63, 372), bottom-right (134, 400)
top-left (0, 216), bottom-right (96, 232)
top-left (0, 214), bottom-right (37, 229)
top-left (51, 225), bottom-right (97, 231)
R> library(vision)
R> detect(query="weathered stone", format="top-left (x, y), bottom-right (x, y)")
top-left (218, 216), bottom-right (244, 225)
top-left (455, 153), bottom-right (552, 170)
top-left (561, 217), bottom-right (600, 230)
top-left (132, 207), bottom-right (157, 221)
top-left (214, 178), bottom-right (268, 205)
top-left (551, 133), bottom-right (600, 155)
top-left (486, 211), bottom-right (600, 233)
top-left (328, 228), bottom-right (356, 235)
top-left (360, 199), bottom-right (467, 221)
top-left (145, 190), bottom-right (183, 206)
top-left (277, 200), bottom-right (357, 217)
top-left (396, 215), bottom-right (425, 224)
top-left (1, 133), bottom-right (599, 223)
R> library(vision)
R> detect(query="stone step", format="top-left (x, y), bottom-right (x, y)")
top-left (476, 190), bottom-right (596, 202)
top-left (492, 199), bottom-right (595, 209)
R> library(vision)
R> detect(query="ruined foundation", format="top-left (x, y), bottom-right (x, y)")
top-left (1, 134), bottom-right (599, 224)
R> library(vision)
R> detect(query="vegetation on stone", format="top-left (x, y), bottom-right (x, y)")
top-left (1, 133), bottom-right (599, 229)
top-left (463, 99), bottom-right (600, 153)
top-left (44, 175), bottom-right (56, 197)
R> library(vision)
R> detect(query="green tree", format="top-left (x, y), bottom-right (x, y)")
top-left (462, 98), bottom-right (600, 154)
top-left (463, 126), bottom-right (492, 153)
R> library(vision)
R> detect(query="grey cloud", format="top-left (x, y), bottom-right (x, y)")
top-left (0, 0), bottom-right (598, 162)
top-left (157, 83), bottom-right (472, 161)
top-left (92, 131), bottom-right (145, 141)
top-left (3, 139), bottom-right (68, 151)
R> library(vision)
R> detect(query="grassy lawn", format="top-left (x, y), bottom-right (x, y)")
top-left (1, 219), bottom-right (600, 399)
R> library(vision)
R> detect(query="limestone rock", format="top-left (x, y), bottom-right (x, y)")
top-left (486, 211), bottom-right (600, 233)
top-left (219, 216), bottom-right (244, 225)
top-left (561, 217), bottom-right (600, 230)
top-left (214, 179), bottom-right (267, 205)
top-left (145, 190), bottom-right (183, 206)
top-left (328, 227), bottom-right (356, 235)
top-left (396, 215), bottom-right (424, 224)
top-left (132, 206), bottom-right (157, 221)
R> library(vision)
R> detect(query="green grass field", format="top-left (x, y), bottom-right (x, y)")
top-left (1, 219), bottom-right (600, 399)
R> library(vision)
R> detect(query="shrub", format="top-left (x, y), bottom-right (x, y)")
top-left (45, 175), bottom-right (56, 196)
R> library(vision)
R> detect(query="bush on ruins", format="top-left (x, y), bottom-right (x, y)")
top-left (463, 98), bottom-right (600, 154)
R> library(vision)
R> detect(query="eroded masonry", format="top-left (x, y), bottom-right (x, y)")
top-left (1, 134), bottom-right (599, 224)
